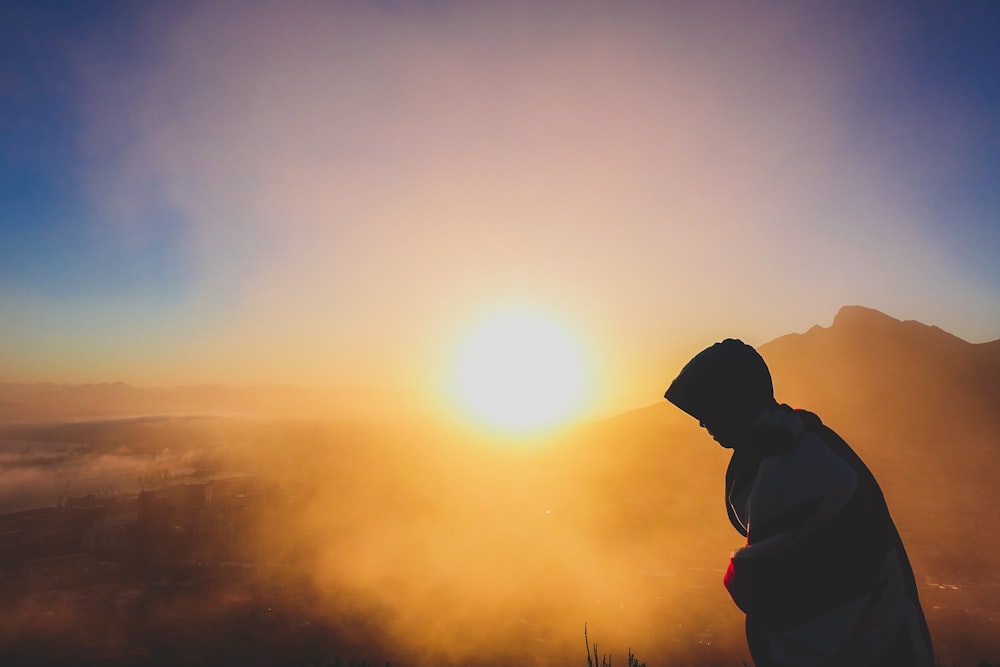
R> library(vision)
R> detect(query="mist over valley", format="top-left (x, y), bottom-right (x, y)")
top-left (0, 307), bottom-right (997, 666)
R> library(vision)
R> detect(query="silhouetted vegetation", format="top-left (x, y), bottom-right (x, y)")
top-left (585, 624), bottom-right (646, 667)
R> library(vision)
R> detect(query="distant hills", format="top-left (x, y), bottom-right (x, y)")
top-left (762, 304), bottom-right (1000, 433)
top-left (4, 305), bottom-right (997, 429)
top-left (0, 382), bottom-right (420, 423)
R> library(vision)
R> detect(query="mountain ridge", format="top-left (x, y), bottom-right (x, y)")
top-left (759, 304), bottom-right (1000, 427)
top-left (2, 305), bottom-right (997, 426)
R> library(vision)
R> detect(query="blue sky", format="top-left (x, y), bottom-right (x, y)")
top-left (2, 2), bottom-right (999, 412)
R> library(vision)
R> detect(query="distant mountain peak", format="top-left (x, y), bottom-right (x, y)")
top-left (828, 304), bottom-right (966, 345)
top-left (832, 304), bottom-right (896, 327)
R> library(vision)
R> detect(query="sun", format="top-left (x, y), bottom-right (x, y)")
top-left (448, 309), bottom-right (590, 435)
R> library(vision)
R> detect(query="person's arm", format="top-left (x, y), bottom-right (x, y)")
top-left (724, 434), bottom-right (892, 630)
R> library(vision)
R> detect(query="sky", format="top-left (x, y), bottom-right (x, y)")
top-left (2, 1), bottom-right (1000, 416)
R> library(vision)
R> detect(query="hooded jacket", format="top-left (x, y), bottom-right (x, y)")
top-left (725, 404), bottom-right (934, 667)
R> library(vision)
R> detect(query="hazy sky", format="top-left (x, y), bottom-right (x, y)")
top-left (2, 2), bottom-right (999, 414)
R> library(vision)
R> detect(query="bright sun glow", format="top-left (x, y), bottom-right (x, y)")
top-left (449, 309), bottom-right (590, 434)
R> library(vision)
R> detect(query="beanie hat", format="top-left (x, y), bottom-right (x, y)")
top-left (664, 339), bottom-right (774, 425)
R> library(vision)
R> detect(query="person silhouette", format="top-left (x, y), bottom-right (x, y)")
top-left (664, 339), bottom-right (934, 667)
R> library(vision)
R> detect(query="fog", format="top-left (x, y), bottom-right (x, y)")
top-left (0, 410), bottom-right (740, 666)
top-left (3, 309), bottom-right (999, 666)
top-left (0, 376), bottom-right (997, 666)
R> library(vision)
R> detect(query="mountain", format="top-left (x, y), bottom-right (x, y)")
top-left (760, 304), bottom-right (1000, 432)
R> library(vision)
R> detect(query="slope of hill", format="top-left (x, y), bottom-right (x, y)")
top-left (761, 304), bottom-right (1000, 431)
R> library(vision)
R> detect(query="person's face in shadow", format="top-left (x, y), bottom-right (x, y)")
top-left (699, 413), bottom-right (750, 449)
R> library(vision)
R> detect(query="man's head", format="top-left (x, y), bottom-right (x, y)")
top-left (664, 339), bottom-right (775, 448)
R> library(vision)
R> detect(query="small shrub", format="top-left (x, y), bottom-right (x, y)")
top-left (584, 623), bottom-right (645, 667)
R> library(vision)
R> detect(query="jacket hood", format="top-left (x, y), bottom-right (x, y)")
top-left (664, 338), bottom-right (774, 424)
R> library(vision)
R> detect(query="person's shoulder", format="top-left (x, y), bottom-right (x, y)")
top-left (754, 407), bottom-right (856, 481)
top-left (751, 427), bottom-right (859, 522)
top-left (790, 407), bottom-right (826, 432)
top-left (762, 432), bottom-right (858, 509)
top-left (749, 404), bottom-right (816, 456)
